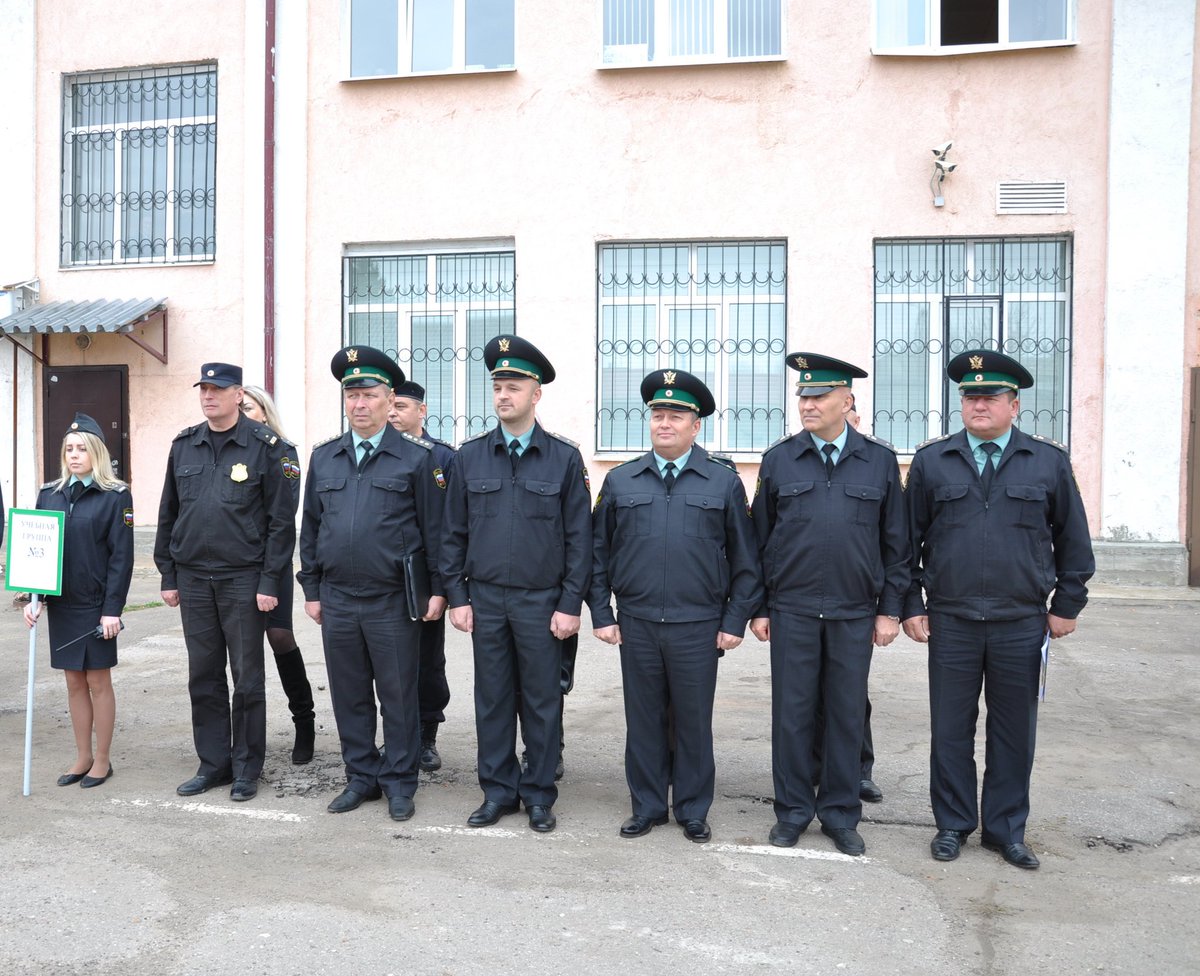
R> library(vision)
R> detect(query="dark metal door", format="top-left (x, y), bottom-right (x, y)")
top-left (42, 365), bottom-right (130, 484)
top-left (1189, 368), bottom-right (1200, 586)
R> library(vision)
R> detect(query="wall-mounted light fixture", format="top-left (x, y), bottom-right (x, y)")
top-left (931, 141), bottom-right (957, 207)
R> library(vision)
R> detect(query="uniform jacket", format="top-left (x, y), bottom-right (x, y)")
top-left (904, 427), bottom-right (1094, 621)
top-left (440, 422), bottom-right (591, 614)
top-left (589, 446), bottom-right (763, 634)
top-left (37, 480), bottom-right (134, 615)
top-left (154, 415), bottom-right (298, 595)
top-left (751, 426), bottom-right (910, 620)
top-left (298, 425), bottom-right (445, 601)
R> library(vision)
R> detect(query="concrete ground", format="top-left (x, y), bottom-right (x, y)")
top-left (1, 545), bottom-right (1197, 976)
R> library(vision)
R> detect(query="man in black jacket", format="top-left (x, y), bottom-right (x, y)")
top-left (155, 363), bottom-right (297, 802)
top-left (750, 353), bottom-right (908, 856)
top-left (299, 347), bottom-right (446, 822)
top-left (903, 349), bottom-right (1094, 870)
top-left (441, 336), bottom-right (591, 834)
top-left (590, 369), bottom-right (762, 844)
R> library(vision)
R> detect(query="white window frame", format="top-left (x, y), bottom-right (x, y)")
top-left (596, 240), bottom-right (787, 459)
top-left (598, 0), bottom-right (787, 69)
top-left (343, 241), bottom-right (516, 443)
top-left (341, 0), bottom-right (517, 80)
top-left (871, 0), bottom-right (1077, 56)
top-left (61, 65), bottom-right (217, 268)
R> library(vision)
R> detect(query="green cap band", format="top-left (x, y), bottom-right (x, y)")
top-left (647, 388), bottom-right (701, 411)
top-left (491, 356), bottom-right (542, 382)
top-left (958, 370), bottom-right (1019, 392)
top-left (793, 369), bottom-right (852, 387)
top-left (341, 366), bottom-right (393, 387)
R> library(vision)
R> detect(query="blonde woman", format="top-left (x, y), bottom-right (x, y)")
top-left (241, 385), bottom-right (316, 763)
top-left (24, 413), bottom-right (134, 788)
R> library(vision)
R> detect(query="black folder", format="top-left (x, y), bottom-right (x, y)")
top-left (403, 550), bottom-right (432, 621)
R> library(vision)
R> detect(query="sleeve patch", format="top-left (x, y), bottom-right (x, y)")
top-left (582, 465), bottom-right (591, 492)
top-left (280, 456), bottom-right (301, 479)
top-left (123, 508), bottom-right (134, 527)
top-left (433, 467), bottom-right (447, 489)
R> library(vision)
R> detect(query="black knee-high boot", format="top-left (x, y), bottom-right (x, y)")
top-left (274, 647), bottom-right (316, 764)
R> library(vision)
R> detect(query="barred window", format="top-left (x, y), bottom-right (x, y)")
top-left (597, 240), bottom-right (787, 454)
top-left (873, 236), bottom-right (1072, 453)
top-left (61, 64), bottom-right (217, 267)
top-left (602, 0), bottom-right (784, 66)
top-left (343, 248), bottom-right (515, 442)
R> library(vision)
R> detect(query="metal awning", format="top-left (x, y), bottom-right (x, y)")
top-left (0, 297), bottom-right (168, 362)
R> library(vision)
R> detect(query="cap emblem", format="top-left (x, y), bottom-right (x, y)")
top-left (347, 348), bottom-right (359, 363)
top-left (795, 356), bottom-right (808, 369)
top-left (352, 367), bottom-right (361, 375)
top-left (501, 359), bottom-right (510, 367)
top-left (969, 355), bottom-right (984, 370)
top-left (804, 372), bottom-right (812, 381)
top-left (975, 373), bottom-right (984, 382)
top-left (664, 390), bottom-right (674, 397)
top-left (663, 370), bottom-right (677, 386)
top-left (206, 369), bottom-right (215, 377)
top-left (70, 422), bottom-right (79, 430)
top-left (499, 338), bottom-right (511, 353)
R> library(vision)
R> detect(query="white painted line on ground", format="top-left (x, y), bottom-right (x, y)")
top-left (1169, 875), bottom-right (1200, 885)
top-left (108, 796), bottom-right (307, 823)
top-left (705, 842), bottom-right (871, 863)
top-left (417, 825), bottom-right (539, 839)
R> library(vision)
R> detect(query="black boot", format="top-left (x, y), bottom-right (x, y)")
top-left (274, 647), bottom-right (316, 764)
top-left (419, 721), bottom-right (442, 772)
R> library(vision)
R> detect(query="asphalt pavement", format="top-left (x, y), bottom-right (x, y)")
top-left (1, 544), bottom-right (1197, 976)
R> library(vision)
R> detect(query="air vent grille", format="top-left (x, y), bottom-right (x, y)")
top-left (996, 181), bottom-right (1068, 214)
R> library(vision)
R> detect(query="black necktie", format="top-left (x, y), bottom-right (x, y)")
top-left (358, 441), bottom-right (374, 471)
top-left (821, 443), bottom-right (836, 482)
top-left (663, 461), bottom-right (677, 492)
top-left (980, 442), bottom-right (999, 495)
top-left (68, 481), bottom-right (84, 505)
top-left (509, 439), bottom-right (521, 471)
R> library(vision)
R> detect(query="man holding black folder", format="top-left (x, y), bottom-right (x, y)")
top-left (298, 346), bottom-right (447, 822)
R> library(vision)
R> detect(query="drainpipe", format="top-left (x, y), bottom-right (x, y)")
top-left (264, 0), bottom-right (277, 395)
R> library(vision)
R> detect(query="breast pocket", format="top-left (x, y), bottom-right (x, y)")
top-left (220, 466), bottom-right (261, 504)
top-left (466, 479), bottom-right (503, 519)
top-left (1005, 484), bottom-right (1047, 529)
top-left (774, 481), bottom-right (816, 521)
top-left (371, 476), bottom-right (411, 515)
top-left (521, 480), bottom-right (562, 520)
top-left (615, 493), bottom-right (655, 537)
top-left (175, 464), bottom-right (205, 501)
top-left (932, 484), bottom-right (970, 526)
top-left (684, 494), bottom-right (727, 540)
top-left (315, 478), bottom-right (346, 515)
top-left (844, 484), bottom-right (884, 526)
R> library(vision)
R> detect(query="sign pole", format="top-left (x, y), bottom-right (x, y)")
top-left (23, 595), bottom-right (39, 797)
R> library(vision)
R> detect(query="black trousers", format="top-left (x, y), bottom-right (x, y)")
top-left (618, 613), bottom-right (720, 823)
top-left (177, 568), bottom-right (266, 780)
top-left (770, 610), bottom-right (873, 830)
top-left (928, 612), bottom-right (1044, 844)
top-left (319, 585), bottom-right (421, 798)
top-left (470, 581), bottom-right (562, 807)
top-left (813, 695), bottom-right (875, 780)
top-left (417, 616), bottom-right (451, 725)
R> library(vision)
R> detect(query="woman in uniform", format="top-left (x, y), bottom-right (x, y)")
top-left (240, 385), bottom-right (316, 763)
top-left (24, 413), bottom-right (133, 788)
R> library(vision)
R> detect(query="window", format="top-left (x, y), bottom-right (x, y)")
top-left (343, 247), bottom-right (515, 442)
top-left (873, 236), bottom-right (1072, 453)
top-left (597, 240), bottom-right (786, 454)
top-left (345, 0), bottom-right (515, 78)
top-left (874, 0), bottom-right (1074, 55)
top-left (61, 64), bottom-right (217, 266)
top-left (601, 0), bottom-right (783, 66)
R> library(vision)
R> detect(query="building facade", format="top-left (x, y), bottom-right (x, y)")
top-left (1, 0), bottom-right (1197, 584)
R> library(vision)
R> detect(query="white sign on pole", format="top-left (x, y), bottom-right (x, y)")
top-left (5, 509), bottom-right (65, 595)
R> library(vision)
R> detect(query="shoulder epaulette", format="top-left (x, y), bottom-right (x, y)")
top-left (545, 430), bottom-right (579, 449)
top-left (708, 452), bottom-right (737, 472)
top-left (250, 424), bottom-right (281, 447)
top-left (762, 433), bottom-right (794, 456)
top-left (1031, 433), bottom-right (1069, 454)
top-left (312, 432), bottom-right (342, 450)
top-left (915, 434), bottom-right (952, 451)
top-left (402, 431), bottom-right (433, 450)
top-left (461, 429), bottom-right (490, 444)
top-left (860, 432), bottom-right (897, 453)
top-left (173, 423), bottom-right (199, 441)
top-left (39, 480), bottom-right (57, 490)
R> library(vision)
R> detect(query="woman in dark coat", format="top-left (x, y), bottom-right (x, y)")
top-left (24, 413), bottom-right (134, 788)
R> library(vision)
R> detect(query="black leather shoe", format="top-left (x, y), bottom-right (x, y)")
top-left (57, 770), bottom-right (88, 787)
top-left (388, 794), bottom-right (415, 821)
top-left (177, 771), bottom-right (233, 796)
top-left (80, 764), bottom-right (114, 789)
top-left (931, 829), bottom-right (969, 861)
top-left (982, 838), bottom-right (1040, 870)
top-left (821, 824), bottom-right (866, 856)
top-left (527, 805), bottom-right (557, 833)
top-left (467, 799), bottom-right (520, 827)
top-left (418, 741), bottom-right (442, 773)
top-left (768, 821), bottom-right (805, 848)
top-left (620, 814), bottom-right (668, 838)
top-left (682, 819), bottom-right (712, 844)
top-left (859, 778), bottom-right (883, 803)
top-left (230, 779), bottom-right (258, 802)
top-left (327, 785), bottom-right (382, 813)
